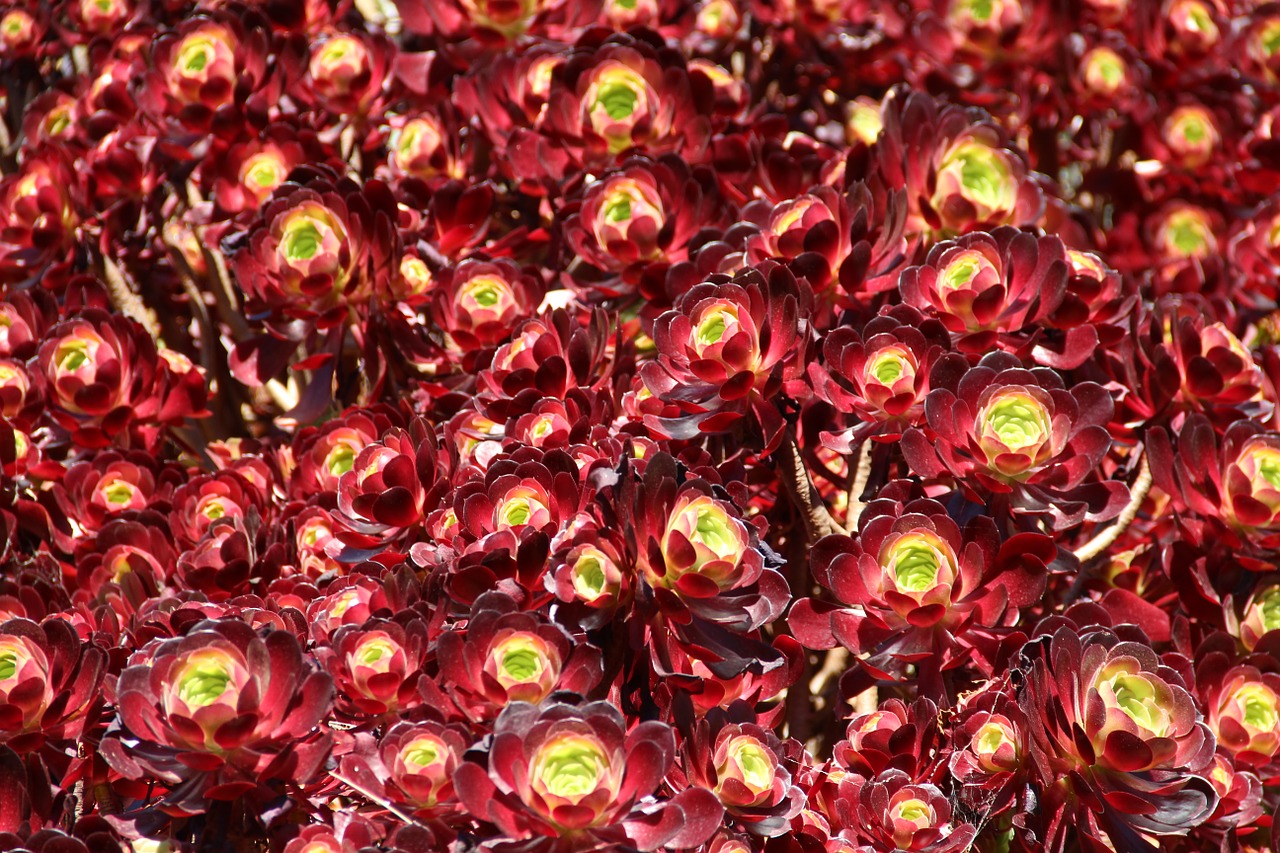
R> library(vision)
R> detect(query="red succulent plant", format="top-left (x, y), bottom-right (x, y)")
top-left (454, 699), bottom-right (724, 850)
top-left (101, 618), bottom-right (334, 813)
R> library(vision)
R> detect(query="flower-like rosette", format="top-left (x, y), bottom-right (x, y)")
top-left (273, 202), bottom-right (352, 310)
top-left (581, 59), bottom-right (661, 155)
top-left (1237, 583), bottom-right (1280, 650)
top-left (901, 352), bottom-right (1123, 528)
top-left (454, 700), bottom-right (723, 850)
top-left (0, 624), bottom-right (53, 737)
top-left (436, 592), bottom-right (602, 721)
top-left (36, 309), bottom-right (167, 448)
top-left (582, 174), bottom-right (666, 267)
top-left (1223, 432), bottom-right (1280, 532)
top-left (948, 686), bottom-right (1027, 818)
top-left (876, 527), bottom-right (959, 619)
top-left (630, 459), bottom-right (787, 628)
top-left (811, 305), bottom-right (952, 449)
top-left (1152, 417), bottom-right (1280, 551)
top-left (386, 724), bottom-right (465, 811)
top-left (165, 24), bottom-right (237, 107)
top-left (103, 619), bottom-right (333, 809)
top-left (658, 493), bottom-right (757, 596)
top-left (931, 139), bottom-right (1019, 227)
top-left (158, 645), bottom-right (254, 751)
top-left (1206, 666), bottom-right (1280, 768)
top-left (971, 386), bottom-right (1057, 480)
top-left (868, 89), bottom-right (1044, 244)
top-left (841, 769), bottom-right (978, 853)
top-left (678, 717), bottom-right (804, 837)
top-left (430, 257), bottom-right (545, 354)
top-left (336, 719), bottom-right (470, 818)
top-left (1086, 652), bottom-right (1198, 772)
top-left (319, 617), bottom-right (429, 718)
top-left (227, 173), bottom-right (393, 327)
top-left (790, 493), bottom-right (1051, 683)
top-left (897, 228), bottom-right (1072, 360)
top-left (1016, 624), bottom-right (1218, 849)
top-left (307, 33), bottom-right (380, 114)
top-left (333, 425), bottom-right (439, 557)
top-left (642, 263), bottom-right (810, 449)
top-left (493, 33), bottom-right (711, 182)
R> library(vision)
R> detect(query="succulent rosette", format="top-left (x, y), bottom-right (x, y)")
top-left (435, 592), bottom-right (603, 721)
top-left (336, 720), bottom-right (470, 819)
top-left (206, 131), bottom-right (322, 217)
top-left (742, 185), bottom-right (853, 293)
top-left (0, 152), bottom-right (79, 285)
top-left (789, 493), bottom-right (1051, 686)
top-left (168, 469), bottom-right (267, 550)
top-left (52, 451), bottom-right (175, 540)
top-left (505, 30), bottom-right (712, 184)
top-left (1015, 619), bottom-right (1218, 851)
top-left (1047, 248), bottom-right (1138, 349)
top-left (898, 227), bottom-right (1100, 368)
top-left (73, 517), bottom-right (177, 616)
top-left (618, 453), bottom-right (787, 631)
top-left (318, 616), bottom-right (431, 718)
top-left (1158, 306), bottom-right (1269, 425)
top-left (546, 524), bottom-right (633, 630)
top-left (676, 715), bottom-right (804, 837)
top-left (35, 309), bottom-right (183, 449)
top-left (227, 175), bottom-right (380, 326)
top-left (333, 422), bottom-right (444, 559)
top-left (641, 262), bottom-right (811, 450)
top-left (445, 445), bottom-right (584, 545)
top-left (288, 408), bottom-right (393, 501)
top-left (0, 618), bottom-right (105, 754)
top-left (143, 11), bottom-right (276, 131)
top-left (429, 257), bottom-right (547, 356)
top-left (868, 88), bottom-right (1044, 245)
top-left (837, 769), bottom-right (978, 853)
top-left (833, 697), bottom-right (940, 780)
top-left (561, 155), bottom-right (723, 301)
top-left (474, 308), bottom-right (613, 417)
top-left (810, 304), bottom-right (953, 449)
top-left (101, 618), bottom-right (334, 812)
top-left (901, 352), bottom-right (1127, 528)
top-left (1151, 415), bottom-right (1280, 550)
top-left (947, 684), bottom-right (1028, 818)
top-left (454, 699), bottom-right (724, 850)
top-left (298, 31), bottom-right (389, 117)
top-left (1192, 641), bottom-right (1280, 780)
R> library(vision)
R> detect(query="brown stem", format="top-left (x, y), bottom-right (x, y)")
top-left (845, 443), bottom-right (874, 533)
top-left (777, 429), bottom-right (842, 542)
top-left (1073, 450), bottom-right (1152, 563)
top-left (100, 255), bottom-right (162, 341)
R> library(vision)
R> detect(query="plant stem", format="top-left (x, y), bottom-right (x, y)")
top-left (1073, 450), bottom-right (1152, 563)
top-left (777, 429), bottom-right (842, 542)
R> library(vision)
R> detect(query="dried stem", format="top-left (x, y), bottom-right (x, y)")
top-left (777, 430), bottom-right (842, 542)
top-left (852, 683), bottom-right (879, 716)
top-left (845, 443), bottom-right (874, 533)
top-left (101, 255), bottom-right (162, 341)
top-left (808, 646), bottom-right (849, 698)
top-left (1072, 450), bottom-right (1152, 563)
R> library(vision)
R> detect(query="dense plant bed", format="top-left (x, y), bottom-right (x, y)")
top-left (0, 0), bottom-right (1278, 851)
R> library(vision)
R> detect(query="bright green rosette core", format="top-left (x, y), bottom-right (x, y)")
top-left (584, 63), bottom-right (654, 154)
top-left (974, 388), bottom-right (1054, 479)
top-left (932, 140), bottom-right (1018, 227)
